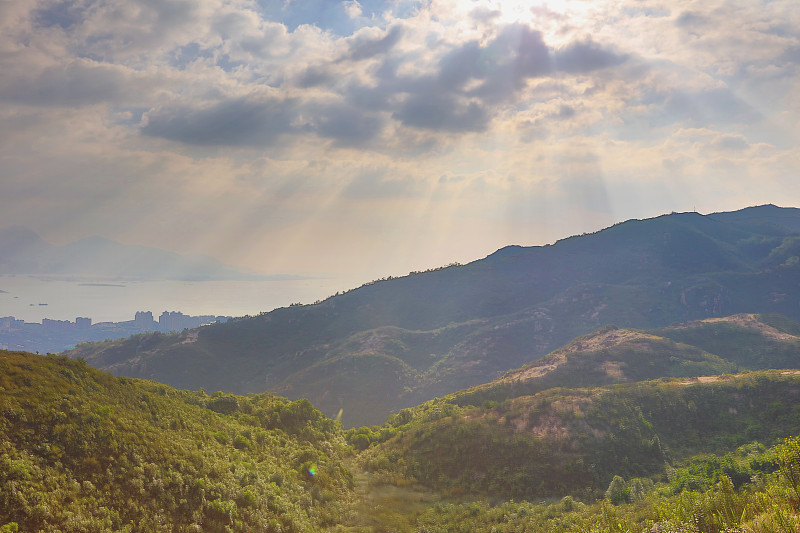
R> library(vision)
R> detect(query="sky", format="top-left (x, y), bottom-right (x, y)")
top-left (2, 0), bottom-right (800, 284)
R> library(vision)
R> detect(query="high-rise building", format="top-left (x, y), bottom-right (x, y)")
top-left (134, 311), bottom-right (156, 331)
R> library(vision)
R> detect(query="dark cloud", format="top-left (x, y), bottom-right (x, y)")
top-left (343, 83), bottom-right (394, 112)
top-left (554, 39), bottom-right (628, 73)
top-left (780, 45), bottom-right (800, 65)
top-left (141, 93), bottom-right (386, 148)
top-left (141, 96), bottom-right (298, 146)
top-left (140, 22), bottom-right (629, 146)
top-left (314, 105), bottom-right (385, 146)
top-left (346, 25), bottom-right (404, 61)
top-left (295, 66), bottom-right (334, 88)
top-left (32, 1), bottom-right (88, 30)
top-left (468, 65), bottom-right (527, 104)
top-left (437, 41), bottom-right (484, 90)
top-left (492, 23), bottom-right (552, 78)
top-left (554, 105), bottom-right (575, 119)
top-left (2, 61), bottom-right (128, 106)
top-left (393, 93), bottom-right (489, 132)
top-left (428, 25), bottom-right (554, 106)
top-left (709, 134), bottom-right (749, 151)
top-left (396, 25), bottom-right (553, 111)
top-left (675, 11), bottom-right (708, 28)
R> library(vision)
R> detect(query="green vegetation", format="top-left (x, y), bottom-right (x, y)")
top-left (8, 310), bottom-right (800, 530)
top-left (351, 371), bottom-right (800, 505)
top-left (0, 350), bottom-right (353, 532)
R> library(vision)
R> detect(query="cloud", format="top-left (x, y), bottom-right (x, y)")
top-left (674, 11), bottom-right (708, 29)
top-left (554, 39), bottom-right (628, 74)
top-left (130, 14), bottom-right (631, 146)
top-left (295, 66), bottom-right (334, 88)
top-left (1, 60), bottom-right (133, 106)
top-left (344, 1), bottom-right (362, 19)
top-left (314, 104), bottom-right (386, 146)
top-left (393, 93), bottom-right (489, 132)
top-left (345, 25), bottom-right (405, 61)
top-left (469, 7), bottom-right (501, 24)
top-left (32, 0), bottom-right (88, 30)
top-left (708, 134), bottom-right (750, 152)
top-left (141, 95), bottom-right (299, 146)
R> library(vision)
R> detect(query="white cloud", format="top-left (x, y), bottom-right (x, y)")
top-left (1, 0), bottom-right (799, 282)
top-left (344, 1), bottom-right (363, 19)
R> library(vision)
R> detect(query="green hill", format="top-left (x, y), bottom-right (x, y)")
top-left (653, 313), bottom-right (800, 369)
top-left (66, 206), bottom-right (800, 427)
top-left (450, 313), bottom-right (800, 408)
top-left (0, 350), bottom-right (354, 532)
top-left (7, 343), bottom-right (800, 531)
top-left (355, 370), bottom-right (800, 502)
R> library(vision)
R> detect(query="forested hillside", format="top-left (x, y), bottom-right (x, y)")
top-left (6, 350), bottom-right (800, 531)
top-left (66, 206), bottom-right (800, 427)
top-left (354, 370), bottom-right (800, 500)
top-left (0, 350), bottom-right (353, 532)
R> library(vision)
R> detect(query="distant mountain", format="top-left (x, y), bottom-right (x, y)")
top-left (443, 313), bottom-right (800, 408)
top-left (67, 205), bottom-right (800, 426)
top-left (0, 226), bottom-right (270, 280)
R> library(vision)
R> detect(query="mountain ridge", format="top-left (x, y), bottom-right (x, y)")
top-left (66, 205), bottom-right (800, 426)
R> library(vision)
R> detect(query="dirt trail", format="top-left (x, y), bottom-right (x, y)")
top-left (339, 460), bottom-right (442, 532)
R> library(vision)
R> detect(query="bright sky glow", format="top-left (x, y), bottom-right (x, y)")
top-left (1, 0), bottom-right (799, 286)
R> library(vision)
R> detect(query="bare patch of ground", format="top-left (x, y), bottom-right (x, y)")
top-left (678, 376), bottom-right (722, 385)
top-left (499, 328), bottom-right (657, 384)
top-left (181, 331), bottom-right (199, 344)
top-left (602, 361), bottom-right (626, 380)
top-left (700, 313), bottom-right (798, 341)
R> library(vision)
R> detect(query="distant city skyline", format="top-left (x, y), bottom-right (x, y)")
top-left (0, 310), bottom-right (232, 354)
top-left (0, 276), bottom-right (357, 324)
top-left (1, 310), bottom-right (229, 329)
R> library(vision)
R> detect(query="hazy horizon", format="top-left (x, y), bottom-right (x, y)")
top-left (0, 275), bottom-right (367, 324)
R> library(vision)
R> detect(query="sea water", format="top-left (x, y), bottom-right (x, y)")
top-left (0, 275), bottom-right (362, 324)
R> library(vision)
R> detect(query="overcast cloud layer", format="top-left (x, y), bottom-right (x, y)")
top-left (2, 0), bottom-right (799, 282)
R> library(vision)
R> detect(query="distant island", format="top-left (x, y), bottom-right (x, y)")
top-left (0, 311), bottom-right (231, 354)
